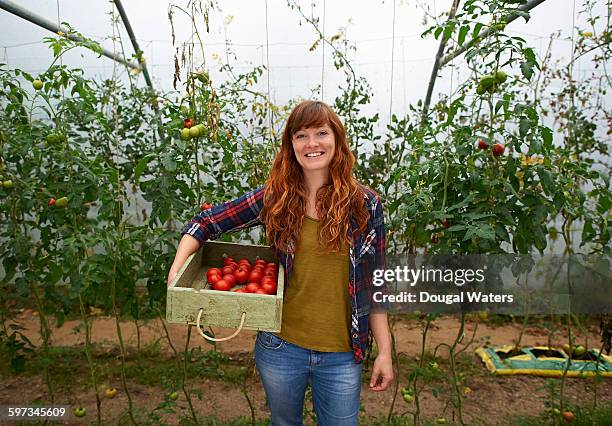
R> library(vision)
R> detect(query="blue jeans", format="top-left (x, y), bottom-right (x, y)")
top-left (254, 331), bottom-right (362, 426)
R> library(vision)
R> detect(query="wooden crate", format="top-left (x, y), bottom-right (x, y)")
top-left (166, 240), bottom-right (284, 332)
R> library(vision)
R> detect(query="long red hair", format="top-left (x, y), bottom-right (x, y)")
top-left (260, 100), bottom-right (369, 253)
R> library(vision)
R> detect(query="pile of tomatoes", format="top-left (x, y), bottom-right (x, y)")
top-left (206, 256), bottom-right (278, 295)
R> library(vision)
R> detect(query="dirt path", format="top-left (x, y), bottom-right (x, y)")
top-left (1, 310), bottom-right (610, 425)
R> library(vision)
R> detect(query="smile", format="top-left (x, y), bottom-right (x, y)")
top-left (305, 152), bottom-right (324, 157)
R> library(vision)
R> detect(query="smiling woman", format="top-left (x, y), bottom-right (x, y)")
top-left (169, 99), bottom-right (393, 426)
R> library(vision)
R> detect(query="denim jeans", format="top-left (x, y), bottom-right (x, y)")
top-left (254, 331), bottom-right (362, 426)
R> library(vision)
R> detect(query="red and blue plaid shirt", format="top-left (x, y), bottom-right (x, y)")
top-left (180, 184), bottom-right (387, 363)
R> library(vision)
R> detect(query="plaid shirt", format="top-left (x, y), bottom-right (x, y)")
top-left (180, 184), bottom-right (386, 363)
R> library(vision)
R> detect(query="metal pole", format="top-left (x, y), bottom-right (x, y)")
top-left (112, 0), bottom-right (154, 90)
top-left (0, 0), bottom-right (140, 70)
top-left (439, 0), bottom-right (548, 67)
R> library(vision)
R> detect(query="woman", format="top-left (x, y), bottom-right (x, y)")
top-left (168, 100), bottom-right (393, 425)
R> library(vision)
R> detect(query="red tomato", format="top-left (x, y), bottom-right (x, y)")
top-left (249, 269), bottom-right (263, 284)
top-left (263, 269), bottom-right (277, 278)
top-left (48, 198), bottom-right (56, 206)
top-left (227, 262), bottom-right (238, 271)
top-left (254, 289), bottom-right (268, 295)
top-left (221, 266), bottom-right (234, 276)
top-left (261, 281), bottom-right (277, 295)
top-left (238, 258), bottom-right (251, 266)
top-left (233, 288), bottom-right (246, 293)
top-left (207, 268), bottom-right (222, 280)
top-left (213, 279), bottom-right (231, 291)
top-left (200, 202), bottom-right (212, 210)
top-left (208, 274), bottom-right (222, 285)
top-left (266, 262), bottom-right (277, 269)
top-left (245, 283), bottom-right (260, 293)
top-left (261, 276), bottom-right (276, 287)
top-left (234, 269), bottom-right (249, 284)
top-left (223, 274), bottom-right (236, 287)
top-left (223, 257), bottom-right (234, 266)
top-left (183, 118), bottom-right (194, 129)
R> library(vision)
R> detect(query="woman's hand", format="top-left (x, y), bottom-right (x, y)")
top-left (369, 312), bottom-right (393, 391)
top-left (167, 264), bottom-right (181, 287)
top-left (369, 352), bottom-right (394, 391)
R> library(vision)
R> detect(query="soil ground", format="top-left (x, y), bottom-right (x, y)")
top-left (1, 310), bottom-right (611, 425)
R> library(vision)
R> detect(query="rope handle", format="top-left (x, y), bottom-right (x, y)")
top-left (196, 309), bottom-right (246, 342)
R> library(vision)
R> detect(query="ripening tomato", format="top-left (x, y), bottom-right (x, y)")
top-left (48, 198), bottom-right (56, 206)
top-left (234, 269), bottom-right (249, 284)
top-left (183, 118), bottom-right (194, 129)
top-left (223, 274), bottom-right (236, 287)
top-left (249, 269), bottom-right (263, 284)
top-left (214, 279), bottom-right (231, 291)
top-left (245, 283), bottom-right (260, 293)
top-left (261, 281), bottom-right (277, 295)
top-left (207, 268), bottom-right (222, 280)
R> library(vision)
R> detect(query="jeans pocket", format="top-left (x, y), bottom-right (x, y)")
top-left (257, 331), bottom-right (285, 350)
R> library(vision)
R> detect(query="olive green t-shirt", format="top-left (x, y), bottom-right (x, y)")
top-left (276, 216), bottom-right (351, 352)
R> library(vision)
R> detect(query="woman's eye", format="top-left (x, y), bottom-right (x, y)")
top-left (319, 131), bottom-right (328, 136)
top-left (295, 134), bottom-right (304, 139)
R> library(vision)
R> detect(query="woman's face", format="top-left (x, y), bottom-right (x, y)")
top-left (291, 123), bottom-right (336, 175)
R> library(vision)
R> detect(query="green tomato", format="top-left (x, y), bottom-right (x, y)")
top-left (2, 180), bottom-right (13, 189)
top-left (73, 406), bottom-right (86, 418)
top-left (402, 393), bottom-right (414, 403)
top-left (479, 75), bottom-right (496, 89)
top-left (436, 417), bottom-right (447, 424)
top-left (494, 70), bottom-right (508, 84)
top-left (189, 126), bottom-right (200, 138)
top-left (194, 70), bottom-right (210, 84)
top-left (574, 345), bottom-right (586, 356)
top-left (476, 84), bottom-right (487, 95)
top-left (46, 133), bottom-right (60, 144)
top-left (169, 391), bottom-right (179, 401)
top-left (181, 128), bottom-right (191, 140)
top-left (32, 79), bottom-right (43, 90)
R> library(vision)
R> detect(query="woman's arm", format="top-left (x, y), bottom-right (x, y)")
top-left (167, 185), bottom-right (266, 285)
top-left (368, 190), bottom-right (393, 391)
top-left (368, 312), bottom-right (394, 391)
top-left (167, 234), bottom-right (201, 285)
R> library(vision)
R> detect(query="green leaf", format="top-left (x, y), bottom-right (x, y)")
top-left (519, 116), bottom-right (530, 137)
top-left (520, 62), bottom-right (533, 80)
top-left (475, 224), bottom-right (496, 241)
top-left (134, 154), bottom-right (154, 182)
top-left (541, 126), bottom-right (553, 150)
top-left (458, 25), bottom-right (469, 45)
top-left (536, 167), bottom-right (555, 195)
top-left (162, 153), bottom-right (176, 172)
top-left (472, 22), bottom-right (484, 39)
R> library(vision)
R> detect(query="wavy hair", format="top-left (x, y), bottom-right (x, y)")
top-left (260, 100), bottom-right (369, 253)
